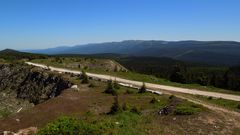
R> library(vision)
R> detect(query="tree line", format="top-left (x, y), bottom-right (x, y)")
top-left (117, 57), bottom-right (240, 91)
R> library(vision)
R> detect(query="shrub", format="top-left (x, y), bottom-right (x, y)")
top-left (174, 106), bottom-right (195, 115)
top-left (109, 96), bottom-right (122, 114)
top-left (37, 116), bottom-right (99, 135)
top-left (174, 102), bottom-right (202, 115)
top-left (169, 95), bottom-right (175, 100)
top-left (122, 102), bottom-right (130, 111)
top-left (208, 96), bottom-right (213, 100)
top-left (237, 104), bottom-right (240, 109)
top-left (125, 89), bottom-right (134, 94)
top-left (138, 83), bottom-right (146, 93)
top-left (130, 106), bottom-right (141, 115)
top-left (0, 108), bottom-right (11, 118)
top-left (81, 70), bottom-right (89, 84)
top-left (113, 79), bottom-right (120, 89)
top-left (150, 97), bottom-right (158, 104)
top-left (88, 83), bottom-right (96, 88)
top-left (114, 65), bottom-right (118, 72)
top-left (104, 80), bottom-right (117, 96)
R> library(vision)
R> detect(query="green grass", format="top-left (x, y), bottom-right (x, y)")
top-left (37, 94), bottom-right (203, 134)
top-left (87, 69), bottom-right (240, 96)
top-left (195, 95), bottom-right (240, 112)
top-left (37, 116), bottom-right (100, 135)
top-left (174, 101), bottom-right (203, 115)
top-left (0, 108), bottom-right (11, 118)
top-left (38, 111), bottom-right (144, 135)
top-left (36, 76), bottom-right (208, 134)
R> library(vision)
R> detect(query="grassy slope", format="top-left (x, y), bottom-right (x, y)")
top-left (195, 95), bottom-right (240, 112)
top-left (0, 63), bottom-right (239, 134)
top-left (0, 77), bottom-right (211, 134)
top-left (34, 78), bottom-right (239, 135)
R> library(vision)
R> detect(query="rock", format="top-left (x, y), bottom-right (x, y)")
top-left (71, 85), bottom-right (79, 91)
top-left (3, 131), bottom-right (15, 135)
top-left (158, 106), bottom-right (170, 115)
top-left (16, 127), bottom-right (38, 135)
top-left (16, 119), bottom-right (20, 122)
top-left (0, 64), bottom-right (72, 105)
top-left (3, 127), bottom-right (37, 135)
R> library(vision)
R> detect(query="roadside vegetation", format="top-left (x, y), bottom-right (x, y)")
top-left (115, 56), bottom-right (240, 92)
top-left (174, 101), bottom-right (204, 115)
top-left (81, 70), bottom-right (89, 84)
top-left (29, 57), bottom-right (240, 96)
top-left (138, 82), bottom-right (147, 93)
top-left (194, 95), bottom-right (240, 112)
top-left (104, 80), bottom-right (118, 96)
top-left (1, 49), bottom-right (240, 95)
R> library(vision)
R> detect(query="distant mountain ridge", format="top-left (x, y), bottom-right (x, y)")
top-left (23, 40), bottom-right (240, 66)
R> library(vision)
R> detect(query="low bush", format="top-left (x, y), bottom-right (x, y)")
top-left (108, 96), bottom-right (122, 114)
top-left (104, 80), bottom-right (117, 96)
top-left (169, 95), bottom-right (175, 100)
top-left (150, 97), bottom-right (159, 104)
top-left (122, 102), bottom-right (130, 111)
top-left (0, 108), bottom-right (11, 118)
top-left (37, 116), bottom-right (99, 135)
top-left (174, 102), bottom-right (203, 115)
top-left (125, 89), bottom-right (134, 94)
top-left (130, 106), bottom-right (141, 115)
top-left (88, 83), bottom-right (96, 88)
top-left (207, 96), bottom-right (213, 100)
top-left (81, 70), bottom-right (89, 84)
top-left (138, 83), bottom-right (146, 93)
top-left (237, 104), bottom-right (240, 110)
top-left (113, 79), bottom-right (120, 89)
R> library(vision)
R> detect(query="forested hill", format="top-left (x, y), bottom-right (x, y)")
top-left (24, 40), bottom-right (240, 66)
top-left (0, 49), bottom-right (47, 61)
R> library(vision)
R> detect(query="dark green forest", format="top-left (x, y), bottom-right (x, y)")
top-left (116, 57), bottom-right (240, 91)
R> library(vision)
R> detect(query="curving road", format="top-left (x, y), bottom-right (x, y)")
top-left (26, 62), bottom-right (240, 101)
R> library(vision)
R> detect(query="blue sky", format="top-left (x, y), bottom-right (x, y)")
top-left (0, 0), bottom-right (240, 50)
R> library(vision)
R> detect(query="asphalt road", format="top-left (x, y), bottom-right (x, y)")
top-left (26, 62), bottom-right (240, 101)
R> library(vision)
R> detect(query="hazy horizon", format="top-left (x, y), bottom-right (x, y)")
top-left (1, 39), bottom-right (239, 51)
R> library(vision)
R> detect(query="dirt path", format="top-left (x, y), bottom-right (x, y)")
top-left (26, 62), bottom-right (240, 101)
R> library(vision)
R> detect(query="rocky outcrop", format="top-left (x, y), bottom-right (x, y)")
top-left (3, 127), bottom-right (37, 135)
top-left (0, 64), bottom-right (72, 104)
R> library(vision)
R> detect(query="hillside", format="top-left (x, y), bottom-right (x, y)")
top-left (0, 49), bottom-right (47, 61)
top-left (0, 63), bottom-right (239, 135)
top-left (0, 53), bottom-right (240, 134)
top-left (24, 40), bottom-right (240, 66)
top-left (31, 57), bottom-right (128, 72)
top-left (1, 63), bottom-right (240, 134)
